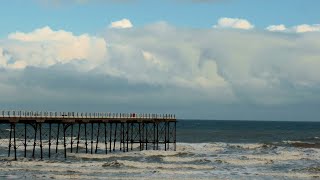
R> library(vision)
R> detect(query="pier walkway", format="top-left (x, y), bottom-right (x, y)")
top-left (0, 110), bottom-right (177, 160)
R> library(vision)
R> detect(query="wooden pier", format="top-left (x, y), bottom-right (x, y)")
top-left (0, 110), bottom-right (177, 160)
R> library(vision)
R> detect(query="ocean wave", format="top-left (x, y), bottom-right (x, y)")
top-left (102, 160), bottom-right (124, 167)
top-left (1, 142), bottom-right (320, 179)
top-left (244, 150), bottom-right (306, 161)
top-left (283, 141), bottom-right (320, 148)
top-left (257, 172), bottom-right (320, 179)
top-left (302, 167), bottom-right (320, 172)
top-left (176, 143), bottom-right (225, 153)
top-left (227, 143), bottom-right (276, 150)
top-left (161, 156), bottom-right (211, 163)
top-left (141, 150), bottom-right (191, 157)
top-left (221, 158), bottom-right (274, 166)
top-left (116, 160), bottom-right (215, 170)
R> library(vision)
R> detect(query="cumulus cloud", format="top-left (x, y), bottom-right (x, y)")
top-left (109, 19), bottom-right (133, 29)
top-left (294, 24), bottom-right (320, 33)
top-left (266, 24), bottom-right (320, 33)
top-left (266, 24), bottom-right (287, 32)
top-left (1, 22), bottom-right (320, 120)
top-left (4, 26), bottom-right (107, 70)
top-left (213, 17), bottom-right (254, 30)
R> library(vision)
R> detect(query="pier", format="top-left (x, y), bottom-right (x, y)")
top-left (0, 110), bottom-right (177, 160)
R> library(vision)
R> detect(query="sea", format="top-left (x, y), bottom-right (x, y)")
top-left (1, 120), bottom-right (320, 179)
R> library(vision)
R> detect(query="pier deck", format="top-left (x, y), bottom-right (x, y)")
top-left (0, 111), bottom-right (177, 160)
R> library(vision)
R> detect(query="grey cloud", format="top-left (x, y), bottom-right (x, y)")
top-left (0, 64), bottom-right (215, 116)
top-left (1, 23), bottom-right (320, 120)
top-left (104, 23), bottom-right (320, 104)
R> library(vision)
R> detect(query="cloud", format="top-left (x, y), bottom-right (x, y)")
top-left (293, 24), bottom-right (320, 33)
top-left (213, 17), bottom-right (254, 30)
top-left (4, 26), bottom-right (107, 69)
top-left (1, 22), bottom-right (320, 120)
top-left (109, 19), bottom-right (133, 29)
top-left (266, 24), bottom-right (320, 33)
top-left (266, 24), bottom-right (287, 32)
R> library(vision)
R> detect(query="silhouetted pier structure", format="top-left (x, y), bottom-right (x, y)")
top-left (0, 110), bottom-right (176, 160)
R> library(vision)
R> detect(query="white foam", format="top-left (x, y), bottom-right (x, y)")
top-left (1, 142), bottom-right (320, 179)
top-left (69, 151), bottom-right (140, 159)
top-left (0, 158), bottom-right (214, 179)
top-left (140, 150), bottom-right (183, 157)
top-left (176, 143), bottom-right (225, 153)
top-left (227, 143), bottom-right (270, 150)
top-left (245, 150), bottom-right (305, 161)
top-left (222, 157), bottom-right (273, 166)
top-left (162, 156), bottom-right (211, 163)
top-left (257, 172), bottom-right (320, 178)
top-left (118, 160), bottom-right (215, 170)
top-left (283, 140), bottom-right (303, 144)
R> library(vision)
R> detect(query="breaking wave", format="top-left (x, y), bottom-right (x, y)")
top-left (1, 142), bottom-right (320, 179)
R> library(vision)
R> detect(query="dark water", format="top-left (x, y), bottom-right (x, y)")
top-left (177, 120), bottom-right (320, 143)
top-left (1, 120), bottom-right (320, 179)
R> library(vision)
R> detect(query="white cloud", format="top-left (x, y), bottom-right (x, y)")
top-left (109, 19), bottom-right (133, 29)
top-left (5, 26), bottom-right (107, 70)
top-left (213, 17), bottom-right (254, 30)
top-left (103, 22), bottom-right (320, 105)
top-left (266, 24), bottom-right (286, 32)
top-left (266, 24), bottom-right (320, 33)
top-left (1, 22), bottom-right (320, 115)
top-left (293, 24), bottom-right (320, 33)
top-left (141, 50), bottom-right (168, 71)
top-left (0, 48), bottom-right (7, 68)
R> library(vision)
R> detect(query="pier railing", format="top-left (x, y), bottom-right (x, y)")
top-left (0, 110), bottom-right (177, 160)
top-left (0, 110), bottom-right (176, 120)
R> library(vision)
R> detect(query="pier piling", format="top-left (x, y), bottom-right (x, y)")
top-left (0, 110), bottom-right (176, 159)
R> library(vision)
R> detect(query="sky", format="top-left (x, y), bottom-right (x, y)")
top-left (0, 0), bottom-right (320, 121)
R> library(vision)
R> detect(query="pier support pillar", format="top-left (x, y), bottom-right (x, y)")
top-left (49, 123), bottom-right (52, 158)
top-left (70, 124), bottom-right (73, 153)
top-left (164, 122), bottom-right (167, 151)
top-left (109, 123), bottom-right (112, 152)
top-left (91, 123), bottom-right (94, 154)
top-left (39, 123), bottom-right (43, 159)
top-left (63, 124), bottom-right (68, 159)
top-left (8, 123), bottom-right (12, 158)
top-left (167, 122), bottom-right (170, 150)
top-left (24, 123), bottom-right (27, 158)
top-left (174, 121), bottom-right (177, 151)
top-left (139, 122), bottom-right (142, 151)
top-left (76, 123), bottom-right (81, 153)
top-left (156, 123), bottom-right (159, 150)
top-left (104, 123), bottom-right (107, 154)
top-left (113, 123), bottom-right (117, 151)
top-left (13, 123), bottom-right (17, 160)
top-left (56, 123), bottom-right (60, 153)
top-left (32, 123), bottom-right (38, 158)
top-left (126, 123), bottom-right (129, 152)
top-left (95, 123), bottom-right (100, 153)
top-left (153, 122), bottom-right (156, 150)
